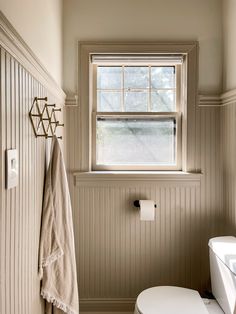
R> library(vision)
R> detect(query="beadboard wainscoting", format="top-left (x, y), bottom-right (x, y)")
top-left (0, 14), bottom-right (65, 314)
top-left (220, 90), bottom-right (236, 234)
top-left (66, 98), bottom-right (223, 311)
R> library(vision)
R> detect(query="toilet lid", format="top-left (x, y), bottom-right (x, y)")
top-left (136, 286), bottom-right (209, 314)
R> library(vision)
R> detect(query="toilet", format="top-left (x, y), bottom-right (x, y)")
top-left (135, 236), bottom-right (236, 314)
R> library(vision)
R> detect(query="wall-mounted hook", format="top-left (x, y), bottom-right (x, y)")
top-left (29, 97), bottom-right (64, 139)
top-left (35, 97), bottom-right (47, 101)
top-left (57, 123), bottom-right (64, 127)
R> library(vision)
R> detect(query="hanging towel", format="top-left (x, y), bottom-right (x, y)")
top-left (39, 136), bottom-right (79, 314)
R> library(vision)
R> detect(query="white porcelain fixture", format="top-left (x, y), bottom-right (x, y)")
top-left (135, 236), bottom-right (236, 314)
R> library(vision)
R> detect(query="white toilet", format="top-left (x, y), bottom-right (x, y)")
top-left (135, 236), bottom-right (236, 314)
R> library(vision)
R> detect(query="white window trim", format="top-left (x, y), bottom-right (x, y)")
top-left (74, 171), bottom-right (202, 187)
top-left (77, 42), bottom-right (198, 174)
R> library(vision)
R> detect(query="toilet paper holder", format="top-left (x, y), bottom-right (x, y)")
top-left (133, 200), bottom-right (157, 208)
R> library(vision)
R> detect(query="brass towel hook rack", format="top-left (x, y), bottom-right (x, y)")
top-left (29, 97), bottom-right (64, 139)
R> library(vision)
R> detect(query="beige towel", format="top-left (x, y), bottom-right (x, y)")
top-left (39, 136), bottom-right (79, 314)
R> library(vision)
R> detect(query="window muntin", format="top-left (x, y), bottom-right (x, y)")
top-left (96, 66), bottom-right (177, 112)
top-left (92, 58), bottom-right (182, 170)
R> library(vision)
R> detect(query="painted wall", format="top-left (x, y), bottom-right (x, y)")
top-left (0, 0), bottom-right (63, 86)
top-left (221, 104), bottom-right (236, 235)
top-left (221, 1), bottom-right (236, 236)
top-left (66, 103), bottom-right (223, 310)
top-left (0, 14), bottom-right (65, 314)
top-left (63, 0), bottom-right (223, 95)
top-left (63, 1), bottom-right (224, 309)
top-left (222, 0), bottom-right (236, 91)
top-left (0, 47), bottom-right (46, 314)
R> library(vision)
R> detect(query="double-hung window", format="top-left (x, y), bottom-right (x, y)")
top-left (91, 54), bottom-right (183, 171)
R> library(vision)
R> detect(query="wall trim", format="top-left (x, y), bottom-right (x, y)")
top-left (80, 298), bottom-right (135, 312)
top-left (0, 11), bottom-right (65, 103)
top-left (65, 93), bottom-right (231, 108)
top-left (221, 89), bottom-right (236, 106)
top-left (198, 94), bottom-right (221, 107)
top-left (74, 171), bottom-right (202, 187)
top-left (198, 90), bottom-right (236, 107)
top-left (65, 94), bottom-right (79, 106)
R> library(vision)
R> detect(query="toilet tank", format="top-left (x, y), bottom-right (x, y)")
top-left (209, 236), bottom-right (236, 314)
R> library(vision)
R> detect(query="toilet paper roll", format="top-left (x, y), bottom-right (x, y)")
top-left (140, 200), bottom-right (155, 221)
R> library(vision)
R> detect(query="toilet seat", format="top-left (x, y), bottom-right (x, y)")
top-left (135, 286), bottom-right (209, 314)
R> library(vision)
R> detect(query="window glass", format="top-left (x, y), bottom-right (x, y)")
top-left (151, 67), bottom-right (175, 89)
top-left (96, 117), bottom-right (176, 165)
top-left (124, 67), bottom-right (149, 89)
top-left (97, 65), bottom-right (176, 112)
top-left (151, 90), bottom-right (175, 112)
top-left (94, 61), bottom-right (181, 170)
top-left (97, 91), bottom-right (121, 111)
top-left (124, 91), bottom-right (148, 112)
top-left (97, 67), bottom-right (122, 89)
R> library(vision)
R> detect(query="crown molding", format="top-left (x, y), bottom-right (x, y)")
top-left (0, 11), bottom-right (66, 103)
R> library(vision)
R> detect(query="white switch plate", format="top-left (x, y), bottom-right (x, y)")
top-left (6, 149), bottom-right (18, 189)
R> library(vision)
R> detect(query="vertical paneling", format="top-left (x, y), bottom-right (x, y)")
top-left (66, 98), bottom-right (223, 308)
top-left (0, 47), bottom-right (63, 314)
top-left (220, 103), bottom-right (236, 234)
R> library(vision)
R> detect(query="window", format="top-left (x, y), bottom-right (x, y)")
top-left (78, 42), bottom-right (198, 173)
top-left (91, 55), bottom-right (183, 170)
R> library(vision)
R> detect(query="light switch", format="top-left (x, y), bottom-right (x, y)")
top-left (6, 149), bottom-right (18, 189)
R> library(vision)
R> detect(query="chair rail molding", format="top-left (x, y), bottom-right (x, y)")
top-left (0, 11), bottom-right (65, 104)
top-left (198, 89), bottom-right (236, 107)
top-left (198, 94), bottom-right (221, 107)
top-left (221, 89), bottom-right (236, 106)
top-left (65, 94), bottom-right (79, 107)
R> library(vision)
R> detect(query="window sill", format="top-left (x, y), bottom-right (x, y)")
top-left (74, 171), bottom-right (202, 187)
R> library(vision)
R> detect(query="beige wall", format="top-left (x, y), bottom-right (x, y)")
top-left (0, 0), bottom-right (63, 86)
top-left (63, 1), bottom-right (224, 309)
top-left (63, 0), bottom-right (223, 95)
top-left (67, 99), bottom-right (223, 311)
top-left (221, 1), bottom-right (236, 236)
top-left (0, 46), bottom-right (46, 314)
top-left (221, 104), bottom-right (236, 234)
top-left (222, 0), bottom-right (236, 91)
top-left (0, 14), bottom-right (65, 314)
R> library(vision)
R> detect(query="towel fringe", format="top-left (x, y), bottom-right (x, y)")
top-left (41, 290), bottom-right (77, 314)
top-left (39, 249), bottom-right (64, 280)
top-left (42, 249), bottom-right (64, 267)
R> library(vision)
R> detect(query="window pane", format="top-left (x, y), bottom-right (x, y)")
top-left (97, 91), bottom-right (121, 111)
top-left (151, 90), bottom-right (175, 112)
top-left (97, 67), bottom-right (122, 89)
top-left (124, 67), bottom-right (149, 88)
top-left (96, 117), bottom-right (176, 165)
top-left (151, 67), bottom-right (175, 88)
top-left (125, 91), bottom-right (148, 111)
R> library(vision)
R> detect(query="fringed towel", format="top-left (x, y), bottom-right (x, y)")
top-left (39, 136), bottom-right (79, 314)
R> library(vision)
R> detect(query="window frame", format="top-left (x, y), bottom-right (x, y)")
top-left (77, 42), bottom-right (198, 173)
top-left (91, 62), bottom-right (183, 171)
